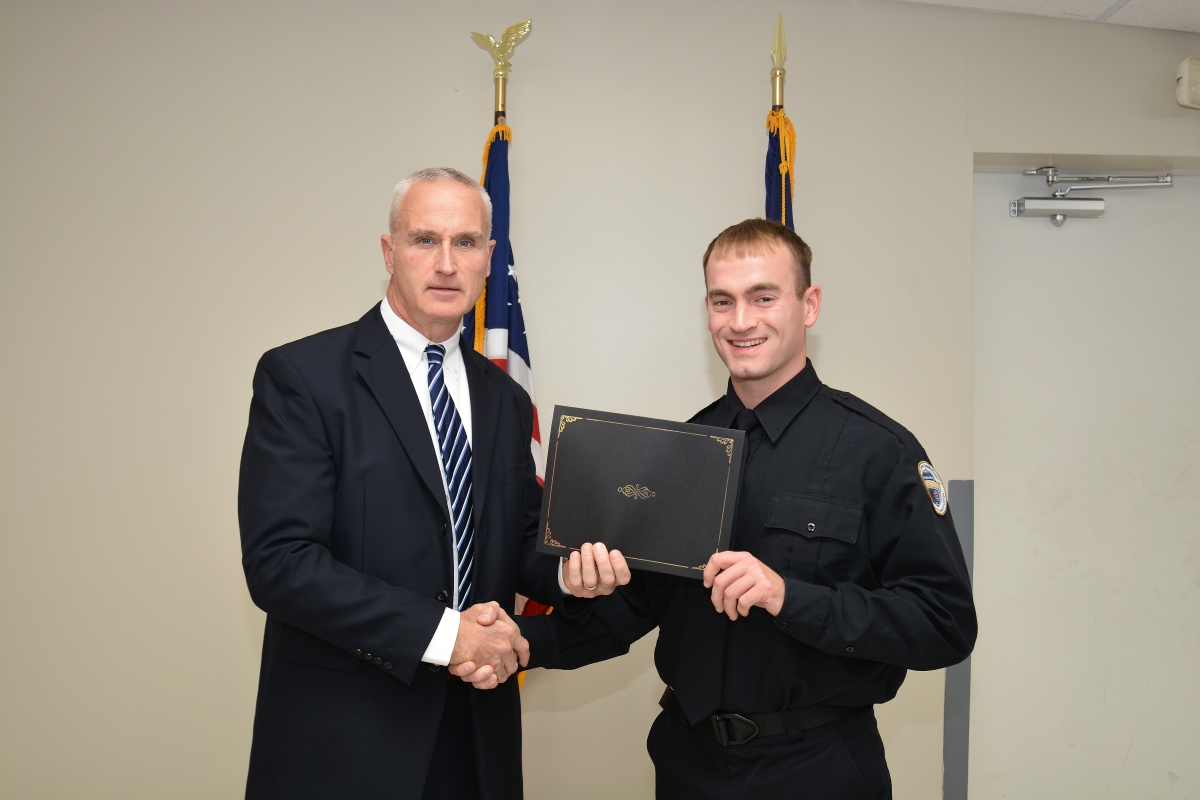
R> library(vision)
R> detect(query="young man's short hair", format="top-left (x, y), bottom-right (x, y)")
top-left (702, 218), bottom-right (813, 295)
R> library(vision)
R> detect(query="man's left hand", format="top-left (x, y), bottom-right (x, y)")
top-left (703, 551), bottom-right (786, 620)
top-left (561, 542), bottom-right (631, 598)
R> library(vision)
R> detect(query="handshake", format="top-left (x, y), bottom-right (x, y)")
top-left (447, 542), bottom-right (630, 689)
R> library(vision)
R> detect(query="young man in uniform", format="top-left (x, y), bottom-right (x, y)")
top-left (518, 219), bottom-right (977, 799)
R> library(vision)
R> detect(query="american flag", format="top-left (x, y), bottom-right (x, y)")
top-left (463, 125), bottom-right (543, 485)
top-left (464, 125), bottom-right (551, 623)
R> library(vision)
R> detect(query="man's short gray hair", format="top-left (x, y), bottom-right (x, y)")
top-left (389, 167), bottom-right (493, 239)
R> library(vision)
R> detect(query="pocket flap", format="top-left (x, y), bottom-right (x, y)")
top-left (765, 493), bottom-right (863, 544)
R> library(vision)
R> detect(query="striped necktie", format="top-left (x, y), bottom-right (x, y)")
top-left (425, 344), bottom-right (474, 611)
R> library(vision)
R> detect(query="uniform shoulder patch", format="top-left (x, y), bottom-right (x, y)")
top-left (918, 461), bottom-right (948, 516)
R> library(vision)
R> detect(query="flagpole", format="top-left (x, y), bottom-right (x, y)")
top-left (469, 19), bottom-right (550, 663)
top-left (495, 72), bottom-right (506, 125)
top-left (771, 13), bottom-right (786, 111)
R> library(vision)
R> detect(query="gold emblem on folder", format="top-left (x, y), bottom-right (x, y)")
top-left (618, 484), bottom-right (656, 499)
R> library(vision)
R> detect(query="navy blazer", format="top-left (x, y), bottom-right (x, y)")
top-left (239, 304), bottom-right (561, 800)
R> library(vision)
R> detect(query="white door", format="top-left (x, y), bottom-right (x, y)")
top-left (971, 172), bottom-right (1200, 798)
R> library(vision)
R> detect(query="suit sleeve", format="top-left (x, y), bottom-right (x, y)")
top-left (773, 443), bottom-right (977, 670)
top-left (239, 350), bottom-right (446, 685)
top-left (511, 390), bottom-right (570, 610)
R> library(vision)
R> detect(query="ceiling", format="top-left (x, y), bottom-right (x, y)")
top-left (893, 0), bottom-right (1200, 33)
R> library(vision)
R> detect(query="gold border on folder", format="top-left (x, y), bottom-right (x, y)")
top-left (543, 415), bottom-right (734, 570)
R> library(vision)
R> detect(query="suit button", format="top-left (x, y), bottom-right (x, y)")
top-left (845, 646), bottom-right (855, 653)
top-left (428, 664), bottom-right (441, 672)
top-left (374, 657), bottom-right (383, 665)
top-left (441, 523), bottom-right (448, 533)
top-left (780, 621), bottom-right (790, 628)
top-left (384, 662), bottom-right (393, 670)
top-left (353, 649), bottom-right (362, 656)
top-left (364, 653), bottom-right (373, 660)
top-left (436, 590), bottom-right (449, 602)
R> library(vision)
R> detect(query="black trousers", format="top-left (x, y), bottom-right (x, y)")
top-left (648, 706), bottom-right (891, 800)
top-left (421, 680), bottom-right (482, 800)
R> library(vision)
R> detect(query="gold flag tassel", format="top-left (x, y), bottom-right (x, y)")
top-left (766, 109), bottom-right (796, 226)
top-left (480, 124), bottom-right (512, 178)
top-left (472, 124), bottom-right (513, 354)
top-left (472, 275), bottom-right (486, 354)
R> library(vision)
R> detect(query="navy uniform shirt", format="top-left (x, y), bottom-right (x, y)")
top-left (521, 361), bottom-right (977, 724)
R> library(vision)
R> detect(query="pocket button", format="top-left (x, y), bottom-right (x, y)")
top-left (807, 522), bottom-right (816, 532)
top-left (845, 646), bottom-right (855, 653)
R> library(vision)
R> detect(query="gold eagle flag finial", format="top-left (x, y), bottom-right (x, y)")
top-left (471, 19), bottom-right (532, 116)
top-left (471, 19), bottom-right (532, 81)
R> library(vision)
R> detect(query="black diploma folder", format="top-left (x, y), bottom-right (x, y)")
top-left (536, 406), bottom-right (745, 578)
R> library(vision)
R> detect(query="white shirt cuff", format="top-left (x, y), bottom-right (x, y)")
top-left (558, 557), bottom-right (570, 595)
top-left (421, 607), bottom-right (460, 666)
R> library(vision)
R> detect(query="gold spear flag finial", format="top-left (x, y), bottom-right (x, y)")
top-left (771, 13), bottom-right (787, 70)
top-left (770, 13), bottom-right (786, 108)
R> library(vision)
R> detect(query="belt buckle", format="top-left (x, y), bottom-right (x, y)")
top-left (711, 713), bottom-right (760, 746)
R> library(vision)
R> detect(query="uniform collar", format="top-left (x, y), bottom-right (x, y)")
top-left (715, 359), bottom-right (822, 443)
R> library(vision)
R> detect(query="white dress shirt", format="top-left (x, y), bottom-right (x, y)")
top-left (379, 299), bottom-right (472, 666)
top-left (379, 299), bottom-right (568, 667)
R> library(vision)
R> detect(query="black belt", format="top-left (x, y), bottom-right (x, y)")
top-left (659, 687), bottom-right (862, 747)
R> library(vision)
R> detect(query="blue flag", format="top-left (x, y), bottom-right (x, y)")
top-left (766, 110), bottom-right (796, 229)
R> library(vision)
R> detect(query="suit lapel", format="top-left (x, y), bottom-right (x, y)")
top-left (464, 341), bottom-right (501, 537)
top-left (354, 307), bottom-right (450, 523)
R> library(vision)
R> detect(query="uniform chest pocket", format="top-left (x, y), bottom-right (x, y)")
top-left (765, 493), bottom-right (864, 584)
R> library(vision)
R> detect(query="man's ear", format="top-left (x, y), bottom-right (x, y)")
top-left (381, 235), bottom-right (395, 275)
top-left (803, 285), bottom-right (822, 328)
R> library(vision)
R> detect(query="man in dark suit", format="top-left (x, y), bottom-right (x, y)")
top-left (238, 167), bottom-right (628, 800)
